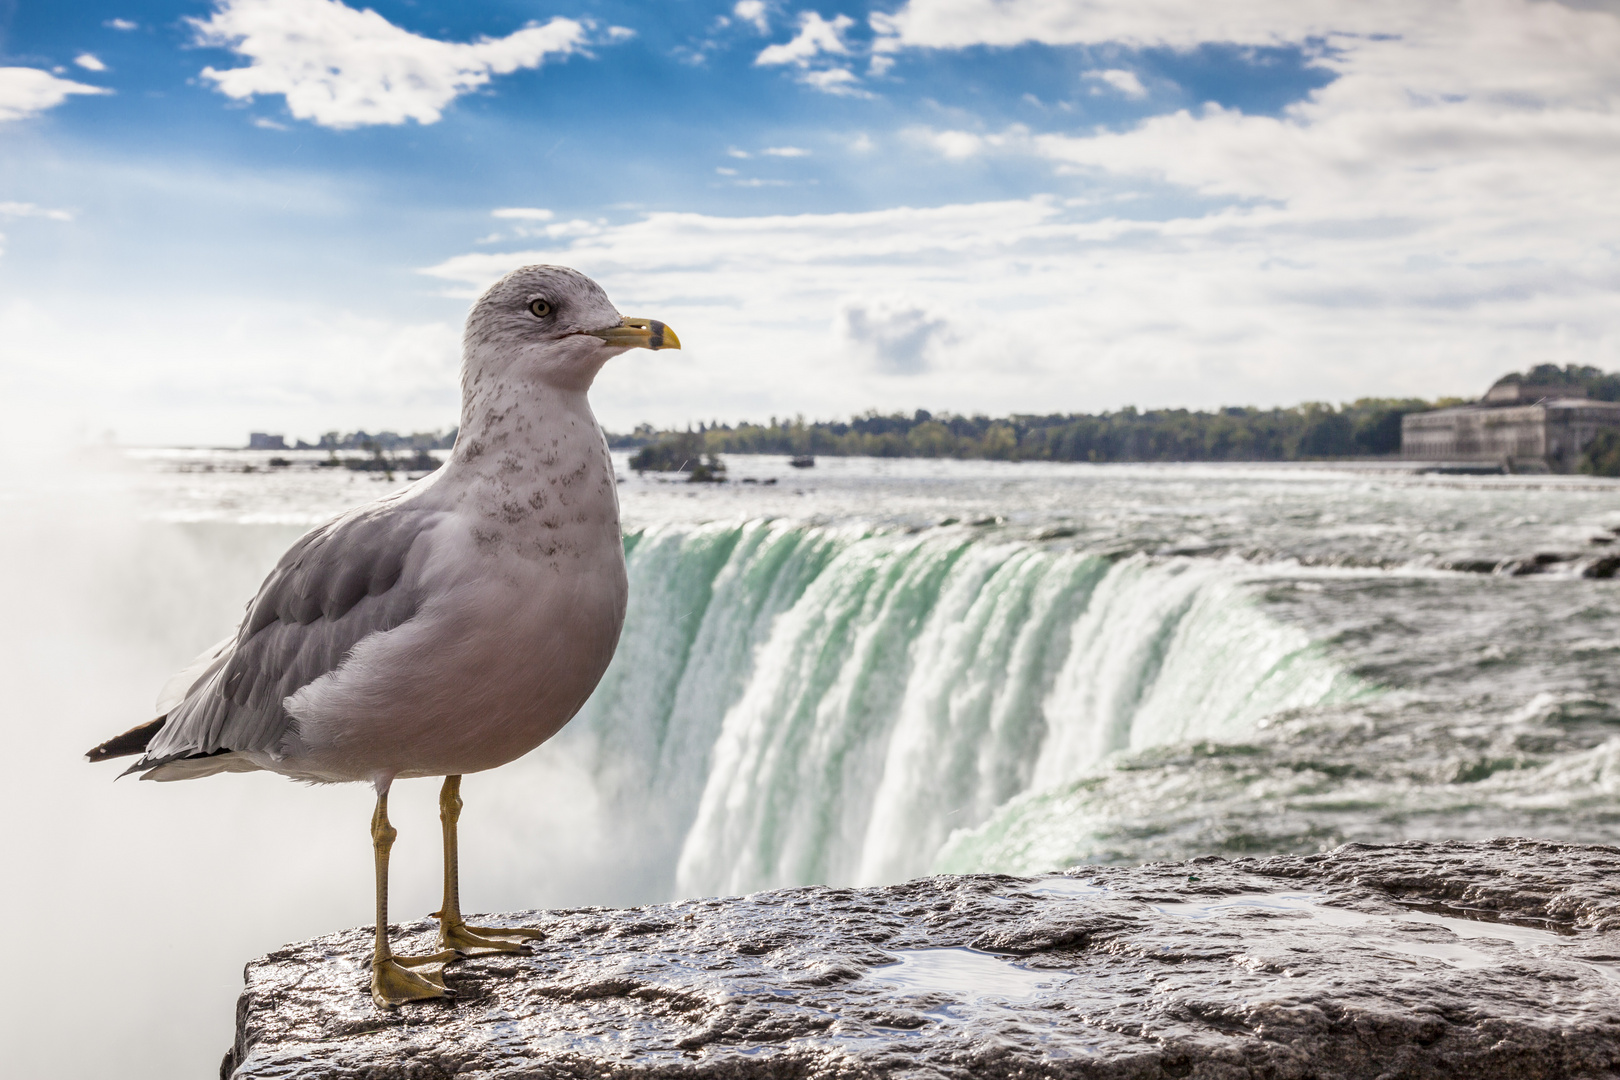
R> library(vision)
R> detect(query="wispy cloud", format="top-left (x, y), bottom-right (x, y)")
top-left (733, 1), bottom-right (770, 34)
top-left (416, 55), bottom-right (1620, 428)
top-left (189, 0), bottom-right (595, 128)
top-left (74, 54), bottom-right (109, 73)
top-left (16, 0), bottom-right (1620, 438)
top-left (872, 0), bottom-right (1397, 49)
top-left (756, 11), bottom-right (852, 66)
top-left (1084, 68), bottom-right (1145, 98)
top-left (802, 67), bottom-right (868, 96)
top-left (762, 146), bottom-right (811, 157)
top-left (0, 202), bottom-right (73, 222)
top-left (756, 11), bottom-right (868, 95)
top-left (0, 68), bottom-right (110, 123)
top-left (104, 18), bottom-right (138, 31)
top-left (911, 125), bottom-right (1031, 160)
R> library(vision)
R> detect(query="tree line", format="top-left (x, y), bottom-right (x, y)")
top-left (610, 365), bottom-right (1620, 469)
top-left (613, 399), bottom-right (1445, 464)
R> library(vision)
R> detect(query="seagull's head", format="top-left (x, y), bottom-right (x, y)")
top-left (463, 264), bottom-right (680, 392)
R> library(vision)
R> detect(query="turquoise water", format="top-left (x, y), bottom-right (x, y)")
top-left (570, 524), bottom-right (1361, 897)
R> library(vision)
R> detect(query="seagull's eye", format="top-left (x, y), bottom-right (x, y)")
top-left (529, 299), bottom-right (553, 318)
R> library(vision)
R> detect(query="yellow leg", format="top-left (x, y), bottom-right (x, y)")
top-left (370, 785), bottom-right (457, 1009)
top-left (432, 775), bottom-right (543, 955)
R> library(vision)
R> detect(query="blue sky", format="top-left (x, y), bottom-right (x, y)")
top-left (3, 0), bottom-right (1619, 443)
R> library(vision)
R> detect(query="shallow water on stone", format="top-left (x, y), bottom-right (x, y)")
top-left (868, 947), bottom-right (1075, 1002)
top-left (1016, 876), bottom-right (1111, 899)
top-left (1153, 891), bottom-right (1620, 979)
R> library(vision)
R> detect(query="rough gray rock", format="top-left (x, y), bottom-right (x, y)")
top-left (225, 839), bottom-right (1620, 1080)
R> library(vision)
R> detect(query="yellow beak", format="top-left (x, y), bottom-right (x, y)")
top-left (587, 317), bottom-right (681, 350)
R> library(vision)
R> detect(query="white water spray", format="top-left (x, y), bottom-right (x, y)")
top-left (535, 522), bottom-right (1355, 899)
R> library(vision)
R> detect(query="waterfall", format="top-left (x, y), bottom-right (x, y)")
top-left (524, 521), bottom-right (1357, 901)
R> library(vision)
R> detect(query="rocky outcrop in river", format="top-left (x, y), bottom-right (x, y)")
top-left (224, 839), bottom-right (1620, 1079)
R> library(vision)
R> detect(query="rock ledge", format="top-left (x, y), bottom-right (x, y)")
top-left (225, 839), bottom-right (1620, 1080)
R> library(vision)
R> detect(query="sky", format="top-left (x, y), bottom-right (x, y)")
top-left (2, 0), bottom-right (1619, 444)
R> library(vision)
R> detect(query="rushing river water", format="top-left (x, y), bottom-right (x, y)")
top-left (7, 449), bottom-right (1620, 1078)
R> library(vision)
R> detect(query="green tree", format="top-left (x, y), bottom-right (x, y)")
top-left (1581, 430), bottom-right (1620, 477)
top-left (629, 431), bottom-right (706, 472)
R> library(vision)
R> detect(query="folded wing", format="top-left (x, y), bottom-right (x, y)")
top-left (128, 497), bottom-right (441, 777)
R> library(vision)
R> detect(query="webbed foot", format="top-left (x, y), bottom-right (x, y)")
top-left (371, 950), bottom-right (458, 1009)
top-left (436, 917), bottom-right (543, 955)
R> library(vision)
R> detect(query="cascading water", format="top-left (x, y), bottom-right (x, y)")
top-left (547, 520), bottom-right (1360, 900)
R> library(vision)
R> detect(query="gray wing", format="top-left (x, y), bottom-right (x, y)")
top-left (134, 498), bottom-right (440, 773)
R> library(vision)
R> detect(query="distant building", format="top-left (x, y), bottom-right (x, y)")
top-left (1402, 382), bottom-right (1620, 472)
top-left (248, 433), bottom-right (287, 450)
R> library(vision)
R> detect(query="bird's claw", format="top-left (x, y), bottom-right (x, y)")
top-left (436, 918), bottom-right (542, 955)
top-left (371, 951), bottom-right (457, 1009)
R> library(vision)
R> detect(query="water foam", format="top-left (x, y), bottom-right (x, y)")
top-left (534, 522), bottom-right (1357, 898)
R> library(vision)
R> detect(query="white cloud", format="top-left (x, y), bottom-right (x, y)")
top-left (0, 68), bottom-right (110, 123)
top-left (762, 146), bottom-right (810, 157)
top-left (803, 0), bottom-right (1620, 415)
top-left (105, 18), bottom-right (138, 31)
top-left (485, 211), bottom-right (599, 241)
top-left (924, 129), bottom-right (985, 159)
top-left (1085, 68), bottom-right (1145, 98)
top-left (189, 0), bottom-right (591, 129)
top-left (251, 115), bottom-right (287, 130)
top-left (414, 80), bottom-right (1620, 430)
top-left (756, 11), bottom-right (853, 65)
top-left (727, 147), bottom-right (752, 158)
top-left (0, 202), bottom-right (73, 222)
top-left (74, 54), bottom-right (108, 73)
top-left (716, 166), bottom-right (739, 175)
top-left (734, 0), bottom-right (770, 34)
top-left (25, 0), bottom-right (1619, 438)
top-left (909, 3), bottom-right (1620, 231)
top-left (802, 67), bottom-right (867, 95)
top-left (871, 0), bottom-right (1401, 50)
top-left (540, 218), bottom-right (601, 238)
top-left (913, 125), bottom-right (1032, 159)
top-left (756, 12), bottom-right (871, 94)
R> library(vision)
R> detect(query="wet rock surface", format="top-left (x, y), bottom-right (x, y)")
top-left (226, 839), bottom-right (1620, 1079)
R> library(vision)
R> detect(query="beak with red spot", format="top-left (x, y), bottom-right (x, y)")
top-left (587, 317), bottom-right (681, 350)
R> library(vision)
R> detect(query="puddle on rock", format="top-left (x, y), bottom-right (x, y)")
top-left (1152, 892), bottom-right (1619, 980)
top-left (1019, 877), bottom-right (1109, 899)
top-left (867, 948), bottom-right (1074, 1002)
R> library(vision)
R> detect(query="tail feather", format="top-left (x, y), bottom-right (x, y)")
top-left (86, 717), bottom-right (166, 763)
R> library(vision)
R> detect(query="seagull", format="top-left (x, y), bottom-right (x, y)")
top-left (85, 265), bottom-right (679, 1009)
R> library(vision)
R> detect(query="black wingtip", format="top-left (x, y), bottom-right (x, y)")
top-left (86, 717), bottom-right (166, 763)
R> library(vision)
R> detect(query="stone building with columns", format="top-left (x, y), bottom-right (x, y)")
top-left (1401, 381), bottom-right (1620, 472)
